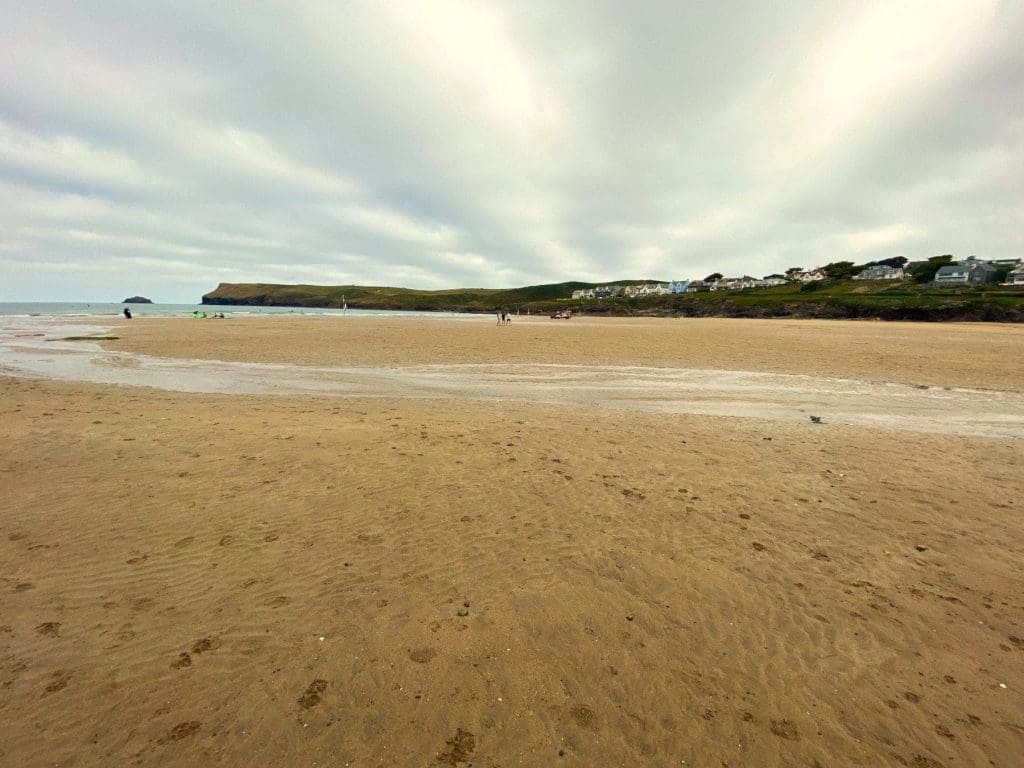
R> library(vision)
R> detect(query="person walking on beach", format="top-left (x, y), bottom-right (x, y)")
top-left (123, 307), bottom-right (132, 319)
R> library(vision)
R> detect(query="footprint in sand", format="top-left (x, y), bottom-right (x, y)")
top-left (769, 719), bottom-right (800, 740)
top-left (191, 637), bottom-right (222, 654)
top-left (409, 647), bottom-right (437, 663)
top-left (569, 706), bottom-right (598, 731)
top-left (173, 536), bottom-right (194, 548)
top-left (35, 622), bottom-right (61, 637)
top-left (297, 679), bottom-right (328, 709)
top-left (44, 671), bottom-right (72, 695)
top-left (160, 721), bottom-right (201, 744)
top-left (437, 729), bottom-right (476, 765)
top-left (14, 582), bottom-right (34, 592)
top-left (171, 653), bottom-right (192, 669)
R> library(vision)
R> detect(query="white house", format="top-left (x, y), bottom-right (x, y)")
top-left (854, 265), bottom-right (905, 281)
top-left (667, 280), bottom-right (691, 294)
top-left (1005, 265), bottom-right (1024, 285)
top-left (794, 269), bottom-right (827, 283)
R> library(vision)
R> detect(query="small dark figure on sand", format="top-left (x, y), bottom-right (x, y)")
top-left (123, 307), bottom-right (132, 319)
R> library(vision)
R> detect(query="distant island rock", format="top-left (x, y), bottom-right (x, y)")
top-left (122, 296), bottom-right (153, 304)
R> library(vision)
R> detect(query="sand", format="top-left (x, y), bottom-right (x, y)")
top-left (1, 316), bottom-right (1022, 767)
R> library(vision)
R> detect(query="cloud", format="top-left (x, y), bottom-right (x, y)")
top-left (0, 118), bottom-right (163, 193)
top-left (828, 223), bottom-right (926, 254)
top-left (0, 0), bottom-right (1021, 301)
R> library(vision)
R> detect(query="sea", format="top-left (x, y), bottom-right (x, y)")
top-left (0, 302), bottom-right (474, 319)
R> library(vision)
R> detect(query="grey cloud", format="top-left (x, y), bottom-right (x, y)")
top-left (1, 0), bottom-right (1021, 302)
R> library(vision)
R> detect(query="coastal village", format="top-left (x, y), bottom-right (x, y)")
top-left (570, 255), bottom-right (1024, 299)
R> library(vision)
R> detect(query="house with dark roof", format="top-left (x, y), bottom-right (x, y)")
top-left (933, 262), bottom-right (996, 285)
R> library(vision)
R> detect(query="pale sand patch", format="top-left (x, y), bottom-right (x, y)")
top-left (103, 315), bottom-right (1024, 391)
top-left (4, 316), bottom-right (1022, 437)
top-left (1, 318), bottom-right (1022, 767)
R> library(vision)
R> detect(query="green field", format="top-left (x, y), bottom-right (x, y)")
top-left (202, 280), bottom-right (1024, 322)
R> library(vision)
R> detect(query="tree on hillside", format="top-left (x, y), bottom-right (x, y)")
top-left (909, 255), bottom-right (954, 283)
top-left (994, 264), bottom-right (1013, 283)
top-left (822, 261), bottom-right (856, 280)
top-left (785, 267), bottom-right (804, 277)
top-left (704, 272), bottom-right (723, 282)
top-left (856, 256), bottom-right (908, 271)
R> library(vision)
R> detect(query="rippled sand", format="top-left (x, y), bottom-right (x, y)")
top-left (1, 316), bottom-right (1022, 767)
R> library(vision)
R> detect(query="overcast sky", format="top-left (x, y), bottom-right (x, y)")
top-left (2, 1), bottom-right (1021, 302)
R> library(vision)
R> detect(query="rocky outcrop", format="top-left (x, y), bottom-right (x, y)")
top-left (122, 296), bottom-right (153, 303)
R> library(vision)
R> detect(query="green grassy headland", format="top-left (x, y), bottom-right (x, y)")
top-left (202, 280), bottom-right (1024, 322)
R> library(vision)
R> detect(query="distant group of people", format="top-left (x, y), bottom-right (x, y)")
top-left (496, 309), bottom-right (512, 325)
top-left (122, 307), bottom-right (227, 319)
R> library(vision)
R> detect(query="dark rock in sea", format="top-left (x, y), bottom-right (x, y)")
top-left (122, 296), bottom-right (153, 303)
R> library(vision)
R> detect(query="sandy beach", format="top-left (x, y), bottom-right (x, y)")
top-left (2, 316), bottom-right (1022, 767)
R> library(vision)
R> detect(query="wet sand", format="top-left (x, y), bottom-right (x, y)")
top-left (1, 316), bottom-right (1022, 767)
top-left (106, 315), bottom-right (1024, 391)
